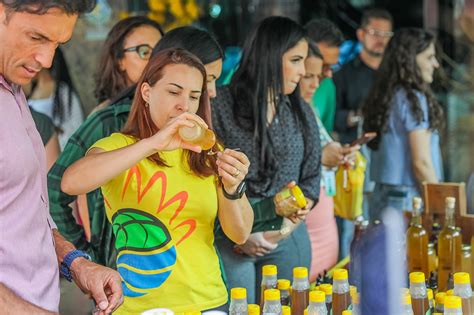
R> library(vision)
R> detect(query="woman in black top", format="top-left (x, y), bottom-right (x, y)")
top-left (212, 16), bottom-right (321, 304)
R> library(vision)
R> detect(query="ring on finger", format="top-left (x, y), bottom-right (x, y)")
top-left (233, 169), bottom-right (241, 177)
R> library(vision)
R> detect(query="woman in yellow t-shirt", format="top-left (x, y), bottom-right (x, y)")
top-left (61, 48), bottom-right (254, 314)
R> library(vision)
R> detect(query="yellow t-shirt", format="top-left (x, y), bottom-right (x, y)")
top-left (91, 133), bottom-right (228, 314)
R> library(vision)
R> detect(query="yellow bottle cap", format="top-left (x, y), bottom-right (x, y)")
top-left (278, 279), bottom-right (291, 290)
top-left (446, 289), bottom-right (454, 296)
top-left (282, 305), bottom-right (291, 315)
top-left (433, 313), bottom-right (443, 315)
top-left (314, 285), bottom-right (320, 291)
top-left (264, 289), bottom-right (280, 301)
top-left (435, 292), bottom-right (446, 305)
top-left (409, 272), bottom-right (425, 283)
top-left (350, 285), bottom-right (357, 298)
top-left (333, 269), bottom-right (348, 280)
top-left (342, 311), bottom-right (352, 315)
top-left (445, 296), bottom-right (462, 309)
top-left (293, 267), bottom-right (308, 279)
top-left (304, 310), bottom-right (308, 315)
top-left (183, 312), bottom-right (201, 315)
top-left (262, 265), bottom-right (277, 276)
top-left (231, 287), bottom-right (247, 300)
top-left (454, 272), bottom-right (471, 284)
top-left (309, 290), bottom-right (326, 303)
top-left (427, 288), bottom-right (434, 300)
top-left (291, 185), bottom-right (307, 208)
top-left (248, 304), bottom-right (260, 315)
top-left (402, 293), bottom-right (412, 305)
top-left (319, 283), bottom-right (333, 295)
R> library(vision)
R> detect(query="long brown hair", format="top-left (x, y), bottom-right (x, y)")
top-left (122, 48), bottom-right (218, 177)
top-left (94, 16), bottom-right (164, 103)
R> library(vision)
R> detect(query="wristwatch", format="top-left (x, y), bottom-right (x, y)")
top-left (222, 181), bottom-right (247, 200)
top-left (60, 249), bottom-right (92, 282)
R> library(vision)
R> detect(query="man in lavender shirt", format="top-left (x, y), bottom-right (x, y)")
top-left (0, 1), bottom-right (123, 314)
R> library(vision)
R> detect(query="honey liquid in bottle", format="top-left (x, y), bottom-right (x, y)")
top-left (291, 267), bottom-right (310, 315)
top-left (332, 269), bottom-right (350, 315)
top-left (438, 197), bottom-right (463, 291)
top-left (178, 120), bottom-right (216, 150)
top-left (406, 197), bottom-right (429, 278)
top-left (409, 272), bottom-right (429, 315)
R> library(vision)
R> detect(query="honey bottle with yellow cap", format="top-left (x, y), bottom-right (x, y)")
top-left (307, 290), bottom-right (327, 315)
top-left (401, 293), bottom-right (414, 315)
top-left (409, 272), bottom-right (429, 315)
top-left (229, 287), bottom-right (248, 315)
top-left (278, 279), bottom-right (291, 306)
top-left (332, 269), bottom-right (350, 315)
top-left (406, 197), bottom-right (429, 278)
top-left (281, 305), bottom-right (291, 315)
top-left (435, 292), bottom-right (445, 313)
top-left (274, 185), bottom-right (307, 217)
top-left (178, 120), bottom-right (216, 150)
top-left (263, 289), bottom-right (282, 315)
top-left (444, 296), bottom-right (463, 315)
top-left (261, 265), bottom-right (278, 308)
top-left (453, 272), bottom-right (473, 314)
top-left (248, 304), bottom-right (260, 315)
top-left (438, 197), bottom-right (462, 291)
top-left (291, 267), bottom-right (310, 315)
top-left (319, 283), bottom-right (332, 313)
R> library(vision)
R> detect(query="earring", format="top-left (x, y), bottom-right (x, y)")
top-left (145, 102), bottom-right (149, 108)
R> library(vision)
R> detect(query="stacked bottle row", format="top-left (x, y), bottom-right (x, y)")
top-left (404, 271), bottom-right (473, 315)
top-left (230, 266), bottom-right (357, 315)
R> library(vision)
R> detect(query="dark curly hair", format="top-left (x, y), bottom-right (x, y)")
top-left (0, 0), bottom-right (95, 15)
top-left (362, 28), bottom-right (444, 150)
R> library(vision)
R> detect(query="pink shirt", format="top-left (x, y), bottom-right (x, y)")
top-left (0, 75), bottom-right (60, 312)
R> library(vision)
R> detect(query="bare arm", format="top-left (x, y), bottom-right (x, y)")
top-left (216, 150), bottom-right (253, 244)
top-left (61, 140), bottom-right (155, 195)
top-left (0, 283), bottom-right (56, 314)
top-left (61, 113), bottom-right (203, 195)
top-left (408, 129), bottom-right (438, 185)
top-left (45, 132), bottom-right (60, 171)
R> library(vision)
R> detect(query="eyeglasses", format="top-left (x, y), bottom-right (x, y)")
top-left (365, 28), bottom-right (394, 39)
top-left (123, 44), bottom-right (153, 60)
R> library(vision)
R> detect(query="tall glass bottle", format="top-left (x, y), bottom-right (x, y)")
top-left (229, 287), bottom-right (248, 315)
top-left (406, 197), bottom-right (429, 278)
top-left (453, 272), bottom-right (473, 315)
top-left (261, 265), bottom-right (278, 308)
top-left (263, 289), bottom-right (282, 315)
top-left (291, 267), bottom-right (310, 315)
top-left (332, 269), bottom-right (350, 315)
top-left (438, 197), bottom-right (463, 291)
top-left (409, 272), bottom-right (429, 315)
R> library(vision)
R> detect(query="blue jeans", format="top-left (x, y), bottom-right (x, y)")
top-left (215, 223), bottom-right (311, 304)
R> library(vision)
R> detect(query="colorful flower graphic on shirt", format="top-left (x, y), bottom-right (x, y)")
top-left (104, 165), bottom-right (196, 298)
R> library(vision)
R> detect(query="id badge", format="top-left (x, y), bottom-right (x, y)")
top-left (323, 170), bottom-right (336, 197)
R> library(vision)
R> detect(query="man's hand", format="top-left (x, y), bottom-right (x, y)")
top-left (70, 258), bottom-right (123, 315)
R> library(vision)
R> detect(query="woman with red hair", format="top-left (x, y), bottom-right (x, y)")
top-left (61, 48), bottom-right (253, 313)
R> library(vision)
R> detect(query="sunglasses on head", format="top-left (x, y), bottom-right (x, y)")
top-left (123, 44), bottom-right (153, 60)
